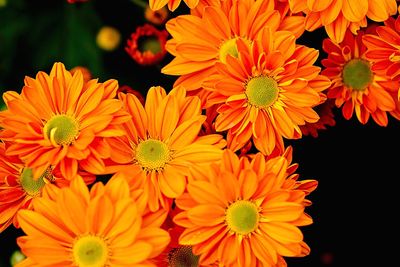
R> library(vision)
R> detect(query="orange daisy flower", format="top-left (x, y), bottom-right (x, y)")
top-left (174, 149), bottom-right (315, 266)
top-left (206, 28), bottom-right (330, 155)
top-left (287, 0), bottom-right (398, 43)
top-left (162, 0), bottom-right (305, 106)
top-left (126, 24), bottom-right (169, 66)
top-left (322, 29), bottom-right (397, 126)
top-left (149, 0), bottom-right (199, 11)
top-left (300, 99), bottom-right (336, 138)
top-left (0, 142), bottom-right (95, 234)
top-left (363, 16), bottom-right (400, 82)
top-left (105, 86), bottom-right (225, 212)
top-left (0, 62), bottom-right (129, 180)
top-left (16, 176), bottom-right (170, 266)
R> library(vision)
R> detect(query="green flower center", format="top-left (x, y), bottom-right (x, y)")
top-left (168, 246), bottom-right (199, 267)
top-left (342, 59), bottom-right (373, 91)
top-left (20, 168), bottom-right (52, 197)
top-left (226, 200), bottom-right (259, 235)
top-left (219, 38), bottom-right (239, 64)
top-left (73, 235), bottom-right (109, 267)
top-left (135, 139), bottom-right (170, 171)
top-left (43, 114), bottom-right (79, 145)
top-left (245, 76), bottom-right (279, 108)
top-left (138, 36), bottom-right (162, 54)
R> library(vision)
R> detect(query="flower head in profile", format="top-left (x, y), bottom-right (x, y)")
top-left (300, 99), bottom-right (336, 138)
top-left (16, 176), bottom-right (170, 266)
top-left (162, 0), bottom-right (305, 106)
top-left (287, 0), bottom-right (398, 43)
top-left (149, 0), bottom-right (199, 11)
top-left (0, 62), bottom-right (129, 180)
top-left (206, 28), bottom-right (330, 155)
top-left (126, 24), bottom-right (168, 66)
top-left (174, 149), bottom-right (315, 266)
top-left (105, 86), bottom-right (225, 212)
top-left (322, 29), bottom-right (398, 126)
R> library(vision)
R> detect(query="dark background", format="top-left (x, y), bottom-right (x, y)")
top-left (1, 1), bottom-right (399, 266)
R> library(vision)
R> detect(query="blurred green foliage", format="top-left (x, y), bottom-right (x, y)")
top-left (0, 0), bottom-right (103, 93)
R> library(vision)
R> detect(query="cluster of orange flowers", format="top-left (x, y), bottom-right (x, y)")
top-left (1, 0), bottom-right (400, 266)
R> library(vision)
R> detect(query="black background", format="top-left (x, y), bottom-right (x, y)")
top-left (1, 1), bottom-right (400, 266)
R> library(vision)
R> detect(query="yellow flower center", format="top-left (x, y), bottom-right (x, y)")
top-left (342, 59), bottom-right (373, 91)
top-left (226, 200), bottom-right (259, 235)
top-left (96, 26), bottom-right (121, 51)
top-left (138, 36), bottom-right (162, 54)
top-left (20, 167), bottom-right (52, 197)
top-left (135, 139), bottom-right (170, 171)
top-left (219, 38), bottom-right (239, 64)
top-left (43, 114), bottom-right (79, 145)
top-left (245, 76), bottom-right (279, 108)
top-left (168, 246), bottom-right (199, 267)
top-left (72, 235), bottom-right (109, 267)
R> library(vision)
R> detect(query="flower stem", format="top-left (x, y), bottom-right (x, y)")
top-left (131, 0), bottom-right (147, 9)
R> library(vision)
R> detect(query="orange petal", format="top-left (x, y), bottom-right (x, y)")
top-left (342, 0), bottom-right (368, 22)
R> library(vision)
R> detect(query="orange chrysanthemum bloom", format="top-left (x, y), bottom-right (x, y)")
top-left (16, 176), bottom-right (170, 266)
top-left (363, 16), bottom-right (400, 82)
top-left (162, 0), bottom-right (305, 106)
top-left (300, 99), bottom-right (336, 138)
top-left (287, 0), bottom-right (398, 43)
top-left (174, 149), bottom-right (315, 266)
top-left (206, 28), bottom-right (330, 155)
top-left (0, 142), bottom-right (54, 233)
top-left (149, 0), bottom-right (199, 11)
top-left (0, 142), bottom-right (95, 233)
top-left (322, 29), bottom-right (398, 126)
top-left (126, 24), bottom-right (169, 66)
top-left (105, 86), bottom-right (225, 212)
top-left (0, 62), bottom-right (129, 180)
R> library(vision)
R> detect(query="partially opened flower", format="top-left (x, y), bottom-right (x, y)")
top-left (145, 5), bottom-right (169, 25)
top-left (149, 0), bottom-right (199, 11)
top-left (162, 0), bottom-right (305, 106)
top-left (174, 149), bottom-right (315, 266)
top-left (287, 0), bottom-right (398, 43)
top-left (105, 86), bottom-right (225, 212)
top-left (0, 62), bottom-right (129, 180)
top-left (363, 16), bottom-right (400, 82)
top-left (70, 66), bottom-right (92, 83)
top-left (300, 99), bottom-right (336, 138)
top-left (206, 28), bottom-right (330, 155)
top-left (126, 24), bottom-right (168, 66)
top-left (117, 85), bottom-right (145, 105)
top-left (16, 176), bottom-right (170, 266)
top-left (0, 142), bottom-right (95, 234)
top-left (322, 29), bottom-right (397, 126)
